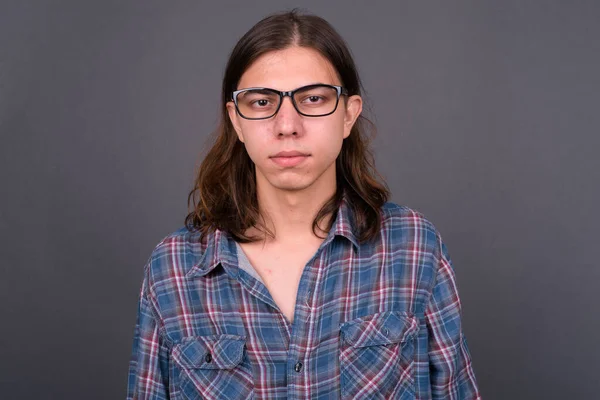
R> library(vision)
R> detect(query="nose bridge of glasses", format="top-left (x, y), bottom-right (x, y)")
top-left (277, 90), bottom-right (299, 113)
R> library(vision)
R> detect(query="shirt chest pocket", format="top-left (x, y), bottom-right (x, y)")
top-left (171, 334), bottom-right (254, 400)
top-left (339, 311), bottom-right (419, 400)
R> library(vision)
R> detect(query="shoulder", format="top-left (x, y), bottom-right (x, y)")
top-left (379, 202), bottom-right (442, 251)
top-left (143, 226), bottom-right (207, 288)
top-left (380, 202), bottom-right (439, 234)
top-left (380, 201), bottom-right (459, 269)
top-left (148, 226), bottom-right (201, 259)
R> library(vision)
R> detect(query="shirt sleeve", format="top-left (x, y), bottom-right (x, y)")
top-left (425, 233), bottom-right (481, 399)
top-left (126, 265), bottom-right (170, 400)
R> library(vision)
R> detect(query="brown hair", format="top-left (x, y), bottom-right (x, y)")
top-left (185, 9), bottom-right (389, 243)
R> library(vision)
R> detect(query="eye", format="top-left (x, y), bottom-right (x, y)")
top-left (300, 95), bottom-right (324, 104)
top-left (241, 90), bottom-right (278, 109)
top-left (249, 98), bottom-right (275, 108)
top-left (253, 99), bottom-right (270, 107)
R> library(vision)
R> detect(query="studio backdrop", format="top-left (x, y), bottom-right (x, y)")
top-left (1, 1), bottom-right (599, 399)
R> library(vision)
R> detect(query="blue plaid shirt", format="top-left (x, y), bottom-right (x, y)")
top-left (127, 199), bottom-right (481, 399)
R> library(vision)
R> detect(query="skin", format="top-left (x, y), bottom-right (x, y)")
top-left (226, 46), bottom-right (363, 245)
top-left (225, 46), bottom-right (363, 323)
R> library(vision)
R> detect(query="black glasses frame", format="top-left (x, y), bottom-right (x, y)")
top-left (231, 83), bottom-right (349, 120)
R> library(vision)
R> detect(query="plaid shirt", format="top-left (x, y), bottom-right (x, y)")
top-left (127, 199), bottom-right (481, 399)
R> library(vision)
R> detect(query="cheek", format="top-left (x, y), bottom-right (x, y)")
top-left (311, 120), bottom-right (346, 155)
top-left (238, 124), bottom-right (269, 159)
top-left (242, 139), bottom-right (266, 164)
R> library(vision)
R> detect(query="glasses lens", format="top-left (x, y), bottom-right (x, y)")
top-left (236, 89), bottom-right (280, 119)
top-left (293, 85), bottom-right (338, 116)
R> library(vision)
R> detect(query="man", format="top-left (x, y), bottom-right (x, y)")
top-left (127, 9), bottom-right (481, 399)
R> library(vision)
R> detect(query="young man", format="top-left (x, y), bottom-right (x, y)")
top-left (127, 10), bottom-right (481, 400)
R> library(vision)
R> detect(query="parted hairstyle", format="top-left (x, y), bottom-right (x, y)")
top-left (185, 9), bottom-right (389, 243)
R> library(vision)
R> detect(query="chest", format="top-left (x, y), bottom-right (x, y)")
top-left (238, 243), bottom-right (321, 324)
top-left (164, 240), bottom-right (425, 400)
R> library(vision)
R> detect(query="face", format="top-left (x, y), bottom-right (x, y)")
top-left (226, 46), bottom-right (362, 196)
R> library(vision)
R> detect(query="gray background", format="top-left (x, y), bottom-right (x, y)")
top-left (1, 1), bottom-right (599, 399)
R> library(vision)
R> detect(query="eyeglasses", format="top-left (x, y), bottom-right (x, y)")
top-left (231, 83), bottom-right (348, 120)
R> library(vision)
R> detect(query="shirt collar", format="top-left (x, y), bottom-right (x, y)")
top-left (186, 229), bottom-right (235, 279)
top-left (330, 193), bottom-right (360, 250)
top-left (186, 194), bottom-right (359, 279)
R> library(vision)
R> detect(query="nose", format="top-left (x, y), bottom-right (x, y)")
top-left (273, 96), bottom-right (302, 137)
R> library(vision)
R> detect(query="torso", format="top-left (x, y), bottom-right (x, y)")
top-left (238, 239), bottom-right (323, 324)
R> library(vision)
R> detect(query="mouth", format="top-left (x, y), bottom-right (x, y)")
top-left (271, 150), bottom-right (310, 158)
top-left (270, 150), bottom-right (310, 167)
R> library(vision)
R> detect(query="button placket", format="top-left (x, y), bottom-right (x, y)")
top-left (304, 288), bottom-right (313, 307)
top-left (287, 251), bottom-right (325, 394)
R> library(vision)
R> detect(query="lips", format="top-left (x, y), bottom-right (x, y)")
top-left (270, 150), bottom-right (310, 167)
top-left (271, 150), bottom-right (310, 158)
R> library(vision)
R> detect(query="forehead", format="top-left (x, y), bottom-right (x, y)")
top-left (237, 47), bottom-right (341, 91)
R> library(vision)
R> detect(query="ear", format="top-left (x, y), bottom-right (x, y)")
top-left (342, 95), bottom-right (363, 139)
top-left (226, 101), bottom-right (245, 142)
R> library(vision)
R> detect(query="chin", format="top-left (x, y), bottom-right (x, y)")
top-left (268, 177), bottom-right (315, 192)
top-left (271, 182), bottom-right (313, 192)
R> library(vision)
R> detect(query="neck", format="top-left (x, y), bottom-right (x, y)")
top-left (253, 178), bottom-right (336, 245)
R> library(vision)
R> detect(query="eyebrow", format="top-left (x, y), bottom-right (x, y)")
top-left (237, 83), bottom-right (334, 92)
top-left (241, 88), bottom-right (278, 95)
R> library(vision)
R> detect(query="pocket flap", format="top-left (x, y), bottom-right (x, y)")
top-left (173, 334), bottom-right (246, 370)
top-left (340, 311), bottom-right (418, 348)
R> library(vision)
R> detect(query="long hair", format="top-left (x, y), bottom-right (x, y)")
top-left (185, 9), bottom-right (389, 243)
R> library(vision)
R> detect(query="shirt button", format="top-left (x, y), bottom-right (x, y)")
top-left (294, 362), bottom-right (303, 372)
top-left (205, 353), bottom-right (212, 363)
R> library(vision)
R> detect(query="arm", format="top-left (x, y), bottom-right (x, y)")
top-left (126, 266), bottom-right (170, 400)
top-left (425, 234), bottom-right (481, 399)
